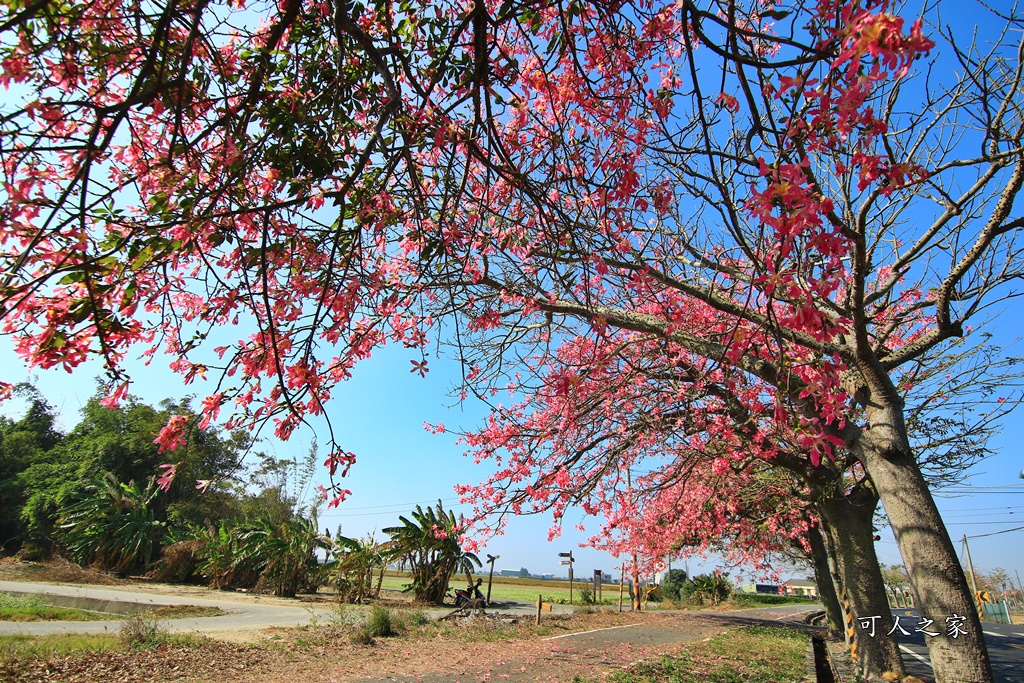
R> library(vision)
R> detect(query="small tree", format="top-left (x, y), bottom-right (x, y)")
top-left (325, 534), bottom-right (387, 603)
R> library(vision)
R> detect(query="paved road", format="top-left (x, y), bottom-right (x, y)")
top-left (883, 608), bottom-right (1023, 683)
top-left (0, 580), bottom-right (343, 639)
top-left (345, 604), bottom-right (820, 683)
top-left (0, 580), bottom-right (589, 639)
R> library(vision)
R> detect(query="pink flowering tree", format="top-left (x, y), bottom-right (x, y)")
top-left (452, 328), bottom-right (906, 675)
top-left (3, 1), bottom-right (1024, 680)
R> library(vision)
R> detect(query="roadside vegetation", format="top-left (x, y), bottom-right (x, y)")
top-left (0, 593), bottom-right (115, 622)
top-left (574, 626), bottom-right (809, 683)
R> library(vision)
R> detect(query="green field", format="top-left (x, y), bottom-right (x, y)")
top-left (379, 571), bottom-right (625, 604)
top-left (379, 572), bottom-right (818, 609)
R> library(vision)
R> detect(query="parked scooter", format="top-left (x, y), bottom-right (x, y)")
top-left (453, 578), bottom-right (486, 607)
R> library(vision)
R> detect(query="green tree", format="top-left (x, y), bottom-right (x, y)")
top-left (19, 391), bottom-right (246, 554)
top-left (383, 501), bottom-right (481, 605)
top-left (0, 385), bottom-right (64, 552)
top-left (325, 533), bottom-right (387, 604)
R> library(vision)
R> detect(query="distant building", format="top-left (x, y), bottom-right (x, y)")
top-left (783, 579), bottom-right (818, 598)
top-left (497, 568), bottom-right (531, 578)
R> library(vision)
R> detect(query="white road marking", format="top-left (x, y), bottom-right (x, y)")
top-left (900, 645), bottom-right (933, 668)
top-left (984, 630), bottom-right (1007, 638)
top-left (543, 623), bottom-right (642, 640)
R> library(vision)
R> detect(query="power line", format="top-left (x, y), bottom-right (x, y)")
top-left (966, 525), bottom-right (1024, 539)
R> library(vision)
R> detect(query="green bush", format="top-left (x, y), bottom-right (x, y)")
top-left (407, 610), bottom-right (430, 627)
top-left (731, 593), bottom-right (816, 607)
top-left (365, 606), bottom-right (397, 637)
top-left (687, 574), bottom-right (732, 606)
top-left (661, 569), bottom-right (688, 602)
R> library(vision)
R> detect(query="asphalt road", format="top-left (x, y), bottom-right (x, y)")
top-left (0, 580), bottom-right (590, 640)
top-left (0, 580), bottom-right (342, 639)
top-left (886, 608), bottom-right (1024, 683)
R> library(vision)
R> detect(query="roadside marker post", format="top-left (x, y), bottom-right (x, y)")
top-left (536, 594), bottom-right (552, 625)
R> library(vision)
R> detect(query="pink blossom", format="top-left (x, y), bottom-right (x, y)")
top-left (156, 463), bottom-right (177, 492)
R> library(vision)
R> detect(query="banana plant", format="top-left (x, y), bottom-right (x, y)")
top-left (57, 472), bottom-right (163, 575)
top-left (383, 501), bottom-right (480, 605)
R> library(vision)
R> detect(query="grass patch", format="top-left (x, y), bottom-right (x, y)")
top-left (0, 593), bottom-right (115, 622)
top-left (593, 626), bottom-right (808, 683)
top-left (365, 605), bottom-right (398, 637)
top-left (145, 605), bottom-right (225, 619)
top-left (0, 632), bottom-right (122, 663)
top-left (379, 572), bottom-right (620, 605)
top-left (729, 593), bottom-right (819, 608)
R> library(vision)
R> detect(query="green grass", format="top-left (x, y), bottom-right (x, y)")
top-left (145, 605), bottom-right (225, 619)
top-left (0, 593), bottom-right (116, 622)
top-left (729, 593), bottom-right (819, 608)
top-left (574, 626), bottom-right (808, 683)
top-left (0, 593), bottom-right (224, 622)
top-left (0, 632), bottom-right (122, 664)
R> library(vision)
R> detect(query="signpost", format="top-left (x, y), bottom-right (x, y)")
top-left (486, 554), bottom-right (499, 605)
top-left (559, 551), bottom-right (574, 605)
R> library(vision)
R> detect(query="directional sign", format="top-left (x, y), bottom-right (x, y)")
top-left (976, 590), bottom-right (992, 604)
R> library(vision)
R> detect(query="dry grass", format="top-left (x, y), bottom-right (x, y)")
top-left (0, 556), bottom-right (124, 585)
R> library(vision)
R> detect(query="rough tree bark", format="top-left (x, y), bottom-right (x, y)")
top-left (855, 404), bottom-right (993, 683)
top-left (806, 522), bottom-right (845, 638)
top-left (817, 485), bottom-right (905, 680)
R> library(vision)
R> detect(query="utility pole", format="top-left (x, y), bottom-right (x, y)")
top-left (963, 534), bottom-right (980, 595)
top-left (485, 554), bottom-right (499, 605)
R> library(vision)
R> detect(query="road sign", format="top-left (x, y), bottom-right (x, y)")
top-left (977, 590), bottom-right (992, 604)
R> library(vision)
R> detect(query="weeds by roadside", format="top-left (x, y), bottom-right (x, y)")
top-left (573, 625), bottom-right (808, 683)
top-left (0, 593), bottom-right (116, 622)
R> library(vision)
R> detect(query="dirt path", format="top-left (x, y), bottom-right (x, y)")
top-left (189, 613), bottom-right (731, 683)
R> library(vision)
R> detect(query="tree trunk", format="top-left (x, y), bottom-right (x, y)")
top-left (858, 422), bottom-right (994, 683)
top-left (806, 522), bottom-right (845, 637)
top-left (818, 486), bottom-right (906, 680)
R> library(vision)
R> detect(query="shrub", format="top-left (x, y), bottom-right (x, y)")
top-left (407, 609), bottom-right (430, 627)
top-left (688, 573), bottom-right (732, 606)
top-left (119, 614), bottom-right (167, 648)
top-left (365, 605), bottom-right (397, 637)
top-left (661, 569), bottom-right (688, 602)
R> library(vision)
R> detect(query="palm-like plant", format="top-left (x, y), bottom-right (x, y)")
top-left (324, 533), bottom-right (387, 603)
top-left (57, 472), bottom-right (164, 575)
top-left (234, 514), bottom-right (328, 597)
top-left (688, 573), bottom-right (733, 606)
top-left (383, 501), bottom-right (481, 605)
